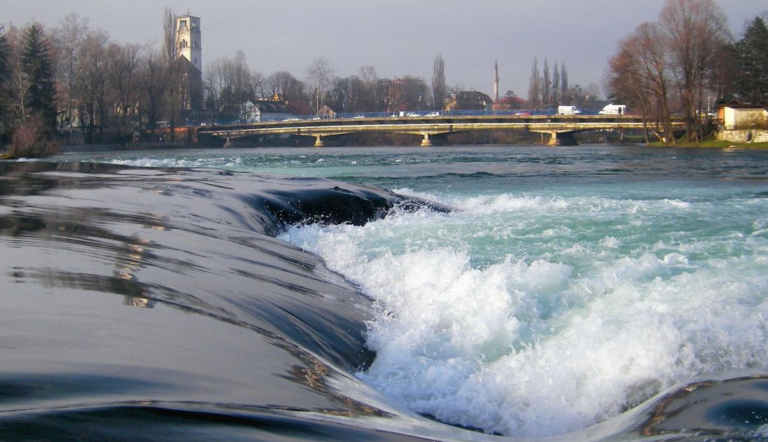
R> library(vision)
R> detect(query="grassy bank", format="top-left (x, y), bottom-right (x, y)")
top-left (649, 135), bottom-right (768, 149)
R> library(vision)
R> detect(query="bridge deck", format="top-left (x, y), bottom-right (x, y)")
top-left (198, 115), bottom-right (683, 146)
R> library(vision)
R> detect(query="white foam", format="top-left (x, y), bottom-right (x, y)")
top-left (280, 190), bottom-right (768, 437)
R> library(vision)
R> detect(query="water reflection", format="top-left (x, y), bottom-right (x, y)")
top-left (0, 161), bottom-right (390, 431)
top-left (641, 376), bottom-right (768, 439)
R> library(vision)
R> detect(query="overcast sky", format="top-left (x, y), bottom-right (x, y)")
top-left (5, 1), bottom-right (766, 99)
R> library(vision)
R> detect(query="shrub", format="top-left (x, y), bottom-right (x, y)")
top-left (7, 116), bottom-right (59, 158)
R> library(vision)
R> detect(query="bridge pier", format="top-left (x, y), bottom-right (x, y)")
top-left (314, 135), bottom-right (325, 148)
top-left (545, 131), bottom-right (578, 146)
top-left (420, 133), bottom-right (449, 147)
top-left (223, 137), bottom-right (233, 148)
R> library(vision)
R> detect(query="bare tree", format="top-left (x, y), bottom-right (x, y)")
top-left (357, 65), bottom-right (379, 112)
top-left (0, 27), bottom-right (11, 128)
top-left (138, 47), bottom-right (167, 131)
top-left (251, 71), bottom-right (267, 99)
top-left (106, 42), bottom-right (142, 140)
top-left (267, 71), bottom-right (304, 102)
top-left (206, 51), bottom-right (257, 119)
top-left (203, 57), bottom-right (226, 120)
top-left (609, 33), bottom-right (655, 142)
top-left (74, 29), bottom-right (110, 143)
top-left (431, 54), bottom-right (446, 109)
top-left (306, 56), bottom-right (334, 114)
top-left (50, 13), bottom-right (89, 131)
top-left (162, 7), bottom-right (182, 140)
top-left (1, 25), bottom-right (31, 128)
top-left (660, 0), bottom-right (729, 141)
top-left (635, 22), bottom-right (676, 144)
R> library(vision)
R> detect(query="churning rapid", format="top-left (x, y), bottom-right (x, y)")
top-left (2, 145), bottom-right (768, 441)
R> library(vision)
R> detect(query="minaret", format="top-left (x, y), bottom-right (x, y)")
top-left (493, 61), bottom-right (499, 102)
top-left (175, 13), bottom-right (202, 72)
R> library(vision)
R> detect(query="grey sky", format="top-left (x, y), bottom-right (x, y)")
top-left (5, 1), bottom-right (766, 99)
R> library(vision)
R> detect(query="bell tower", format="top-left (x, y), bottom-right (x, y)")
top-left (176, 13), bottom-right (202, 72)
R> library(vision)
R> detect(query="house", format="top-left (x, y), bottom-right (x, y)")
top-left (715, 97), bottom-right (768, 143)
top-left (444, 91), bottom-right (494, 112)
top-left (716, 97), bottom-right (768, 130)
top-left (317, 105), bottom-right (339, 119)
top-left (721, 106), bottom-right (768, 130)
top-left (240, 100), bottom-right (298, 123)
top-left (493, 96), bottom-right (528, 111)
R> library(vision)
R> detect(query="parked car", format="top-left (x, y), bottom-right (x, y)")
top-left (425, 112), bottom-right (440, 117)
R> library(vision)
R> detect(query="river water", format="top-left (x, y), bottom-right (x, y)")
top-left (3, 144), bottom-right (768, 440)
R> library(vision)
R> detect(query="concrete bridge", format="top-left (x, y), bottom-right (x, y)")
top-left (198, 114), bottom-right (684, 147)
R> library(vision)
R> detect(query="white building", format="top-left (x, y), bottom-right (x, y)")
top-left (176, 14), bottom-right (202, 73)
top-left (241, 101), bottom-right (298, 123)
top-left (721, 106), bottom-right (768, 130)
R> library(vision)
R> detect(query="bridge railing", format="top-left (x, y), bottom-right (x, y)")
top-left (290, 108), bottom-right (605, 120)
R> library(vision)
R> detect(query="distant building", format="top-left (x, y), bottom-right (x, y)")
top-left (241, 100), bottom-right (298, 123)
top-left (176, 14), bottom-right (202, 72)
top-left (493, 61), bottom-right (500, 102)
top-left (721, 106), bottom-right (768, 130)
top-left (493, 95), bottom-right (528, 111)
top-left (715, 97), bottom-right (768, 143)
top-left (176, 56), bottom-right (204, 114)
top-left (444, 91), bottom-right (494, 112)
top-left (317, 105), bottom-right (339, 119)
top-left (175, 14), bottom-right (204, 113)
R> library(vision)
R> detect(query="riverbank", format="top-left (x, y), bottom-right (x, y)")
top-left (649, 139), bottom-right (768, 149)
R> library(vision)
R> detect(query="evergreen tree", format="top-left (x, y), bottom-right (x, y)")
top-left (733, 16), bottom-right (768, 106)
top-left (527, 57), bottom-right (540, 108)
top-left (552, 63), bottom-right (560, 107)
top-left (560, 63), bottom-right (569, 104)
top-left (542, 59), bottom-right (550, 108)
top-left (21, 23), bottom-right (57, 132)
top-left (431, 54), bottom-right (446, 109)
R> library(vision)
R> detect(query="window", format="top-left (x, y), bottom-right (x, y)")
top-left (180, 20), bottom-right (187, 28)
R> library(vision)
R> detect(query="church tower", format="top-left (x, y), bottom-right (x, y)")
top-left (176, 14), bottom-right (202, 72)
top-left (493, 61), bottom-right (499, 102)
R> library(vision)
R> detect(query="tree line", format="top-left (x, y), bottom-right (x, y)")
top-left (0, 10), bottom-right (193, 153)
top-left (207, 54), bottom-right (447, 119)
top-left (606, 0), bottom-right (767, 145)
top-left (2, 1), bottom-right (764, 154)
top-left (0, 10), bottom-right (469, 157)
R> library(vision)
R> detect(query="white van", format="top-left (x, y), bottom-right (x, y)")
top-left (557, 106), bottom-right (582, 116)
top-left (599, 104), bottom-right (627, 115)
